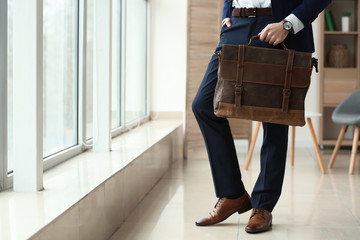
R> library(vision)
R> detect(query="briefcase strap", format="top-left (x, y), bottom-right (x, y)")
top-left (282, 50), bottom-right (295, 112)
top-left (235, 45), bottom-right (245, 107)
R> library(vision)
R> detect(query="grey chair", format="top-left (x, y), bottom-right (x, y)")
top-left (328, 88), bottom-right (360, 174)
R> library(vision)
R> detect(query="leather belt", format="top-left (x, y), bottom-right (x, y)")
top-left (232, 8), bottom-right (272, 17)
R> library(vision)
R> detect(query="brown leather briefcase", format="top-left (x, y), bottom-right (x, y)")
top-left (213, 36), bottom-right (318, 126)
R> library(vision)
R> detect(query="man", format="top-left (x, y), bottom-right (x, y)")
top-left (192, 0), bottom-right (331, 233)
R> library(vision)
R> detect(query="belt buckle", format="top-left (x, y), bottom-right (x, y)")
top-left (248, 8), bottom-right (257, 17)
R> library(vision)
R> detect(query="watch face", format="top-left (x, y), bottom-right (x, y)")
top-left (283, 21), bottom-right (292, 31)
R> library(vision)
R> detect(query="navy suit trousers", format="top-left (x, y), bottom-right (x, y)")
top-left (192, 15), bottom-right (289, 212)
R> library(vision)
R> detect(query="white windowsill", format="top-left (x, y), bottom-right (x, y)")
top-left (0, 115), bottom-right (183, 240)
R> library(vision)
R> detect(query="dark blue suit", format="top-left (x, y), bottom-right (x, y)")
top-left (223, 0), bottom-right (332, 52)
top-left (193, 0), bottom-right (331, 212)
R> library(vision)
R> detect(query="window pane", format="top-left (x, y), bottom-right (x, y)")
top-left (7, 0), bottom-right (14, 172)
top-left (86, 0), bottom-right (93, 140)
top-left (87, 0), bottom-right (121, 135)
top-left (112, 0), bottom-right (121, 129)
top-left (43, 0), bottom-right (78, 157)
top-left (124, 0), bottom-right (147, 123)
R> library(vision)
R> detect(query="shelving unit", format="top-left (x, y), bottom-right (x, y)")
top-left (319, 0), bottom-right (360, 146)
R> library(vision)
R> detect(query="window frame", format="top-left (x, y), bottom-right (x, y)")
top-left (1, 0), bottom-right (150, 190)
top-left (112, 0), bottom-right (150, 138)
top-left (36, 0), bottom-right (151, 170)
top-left (0, 0), bottom-right (12, 191)
top-left (123, 0), bottom-right (149, 125)
top-left (110, 0), bottom-right (122, 130)
top-left (42, 0), bottom-right (82, 170)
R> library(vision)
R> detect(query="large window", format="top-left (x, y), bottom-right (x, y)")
top-left (85, 0), bottom-right (94, 140)
top-left (43, 0), bottom-right (79, 158)
top-left (7, 0), bottom-right (13, 172)
top-left (1, 0), bottom-right (11, 189)
top-left (7, 0), bottom-right (80, 170)
top-left (86, 0), bottom-right (122, 137)
top-left (112, 0), bottom-right (122, 129)
top-left (87, 0), bottom-right (149, 132)
top-left (124, 0), bottom-right (148, 123)
top-left (2, 0), bottom-right (149, 190)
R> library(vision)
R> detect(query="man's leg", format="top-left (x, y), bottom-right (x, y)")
top-left (251, 122), bottom-right (288, 211)
top-left (246, 122), bottom-right (288, 233)
top-left (192, 53), bottom-right (245, 198)
top-left (192, 53), bottom-right (252, 226)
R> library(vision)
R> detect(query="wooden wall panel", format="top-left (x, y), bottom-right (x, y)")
top-left (185, 0), bottom-right (252, 150)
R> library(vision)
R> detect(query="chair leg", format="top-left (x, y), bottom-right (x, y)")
top-left (245, 121), bottom-right (261, 170)
top-left (291, 126), bottom-right (295, 166)
top-left (349, 126), bottom-right (360, 174)
top-left (307, 118), bottom-right (326, 174)
top-left (329, 125), bottom-right (347, 168)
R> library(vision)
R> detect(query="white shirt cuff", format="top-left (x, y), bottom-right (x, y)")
top-left (285, 14), bottom-right (304, 34)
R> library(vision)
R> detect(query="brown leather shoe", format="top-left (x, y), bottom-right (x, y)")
top-left (245, 208), bottom-right (272, 233)
top-left (195, 192), bottom-right (252, 226)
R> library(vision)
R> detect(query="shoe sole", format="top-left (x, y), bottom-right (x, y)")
top-left (195, 204), bottom-right (252, 227)
top-left (245, 222), bottom-right (272, 233)
top-left (237, 204), bottom-right (253, 214)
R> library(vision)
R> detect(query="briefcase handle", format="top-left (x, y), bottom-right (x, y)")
top-left (248, 35), bottom-right (288, 50)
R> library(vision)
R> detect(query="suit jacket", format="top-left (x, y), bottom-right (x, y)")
top-left (222, 0), bottom-right (332, 52)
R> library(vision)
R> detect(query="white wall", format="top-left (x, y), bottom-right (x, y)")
top-left (149, 0), bottom-right (187, 113)
top-left (294, 18), bottom-right (322, 144)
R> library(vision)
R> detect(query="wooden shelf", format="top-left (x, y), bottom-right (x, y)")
top-left (324, 31), bottom-right (358, 35)
top-left (319, 0), bottom-right (360, 146)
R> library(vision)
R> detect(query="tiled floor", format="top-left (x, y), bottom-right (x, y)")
top-left (110, 142), bottom-right (360, 240)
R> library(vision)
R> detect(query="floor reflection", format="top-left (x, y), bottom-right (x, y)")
top-left (111, 146), bottom-right (360, 240)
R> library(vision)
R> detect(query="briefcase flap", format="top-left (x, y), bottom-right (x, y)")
top-left (219, 45), bottom-right (314, 88)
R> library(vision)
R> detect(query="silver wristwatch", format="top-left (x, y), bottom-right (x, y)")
top-left (282, 20), bottom-right (294, 34)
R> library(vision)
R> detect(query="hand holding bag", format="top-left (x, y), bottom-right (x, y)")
top-left (213, 36), bottom-right (318, 126)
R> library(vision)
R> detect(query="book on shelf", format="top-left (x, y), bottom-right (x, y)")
top-left (324, 9), bottom-right (336, 31)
